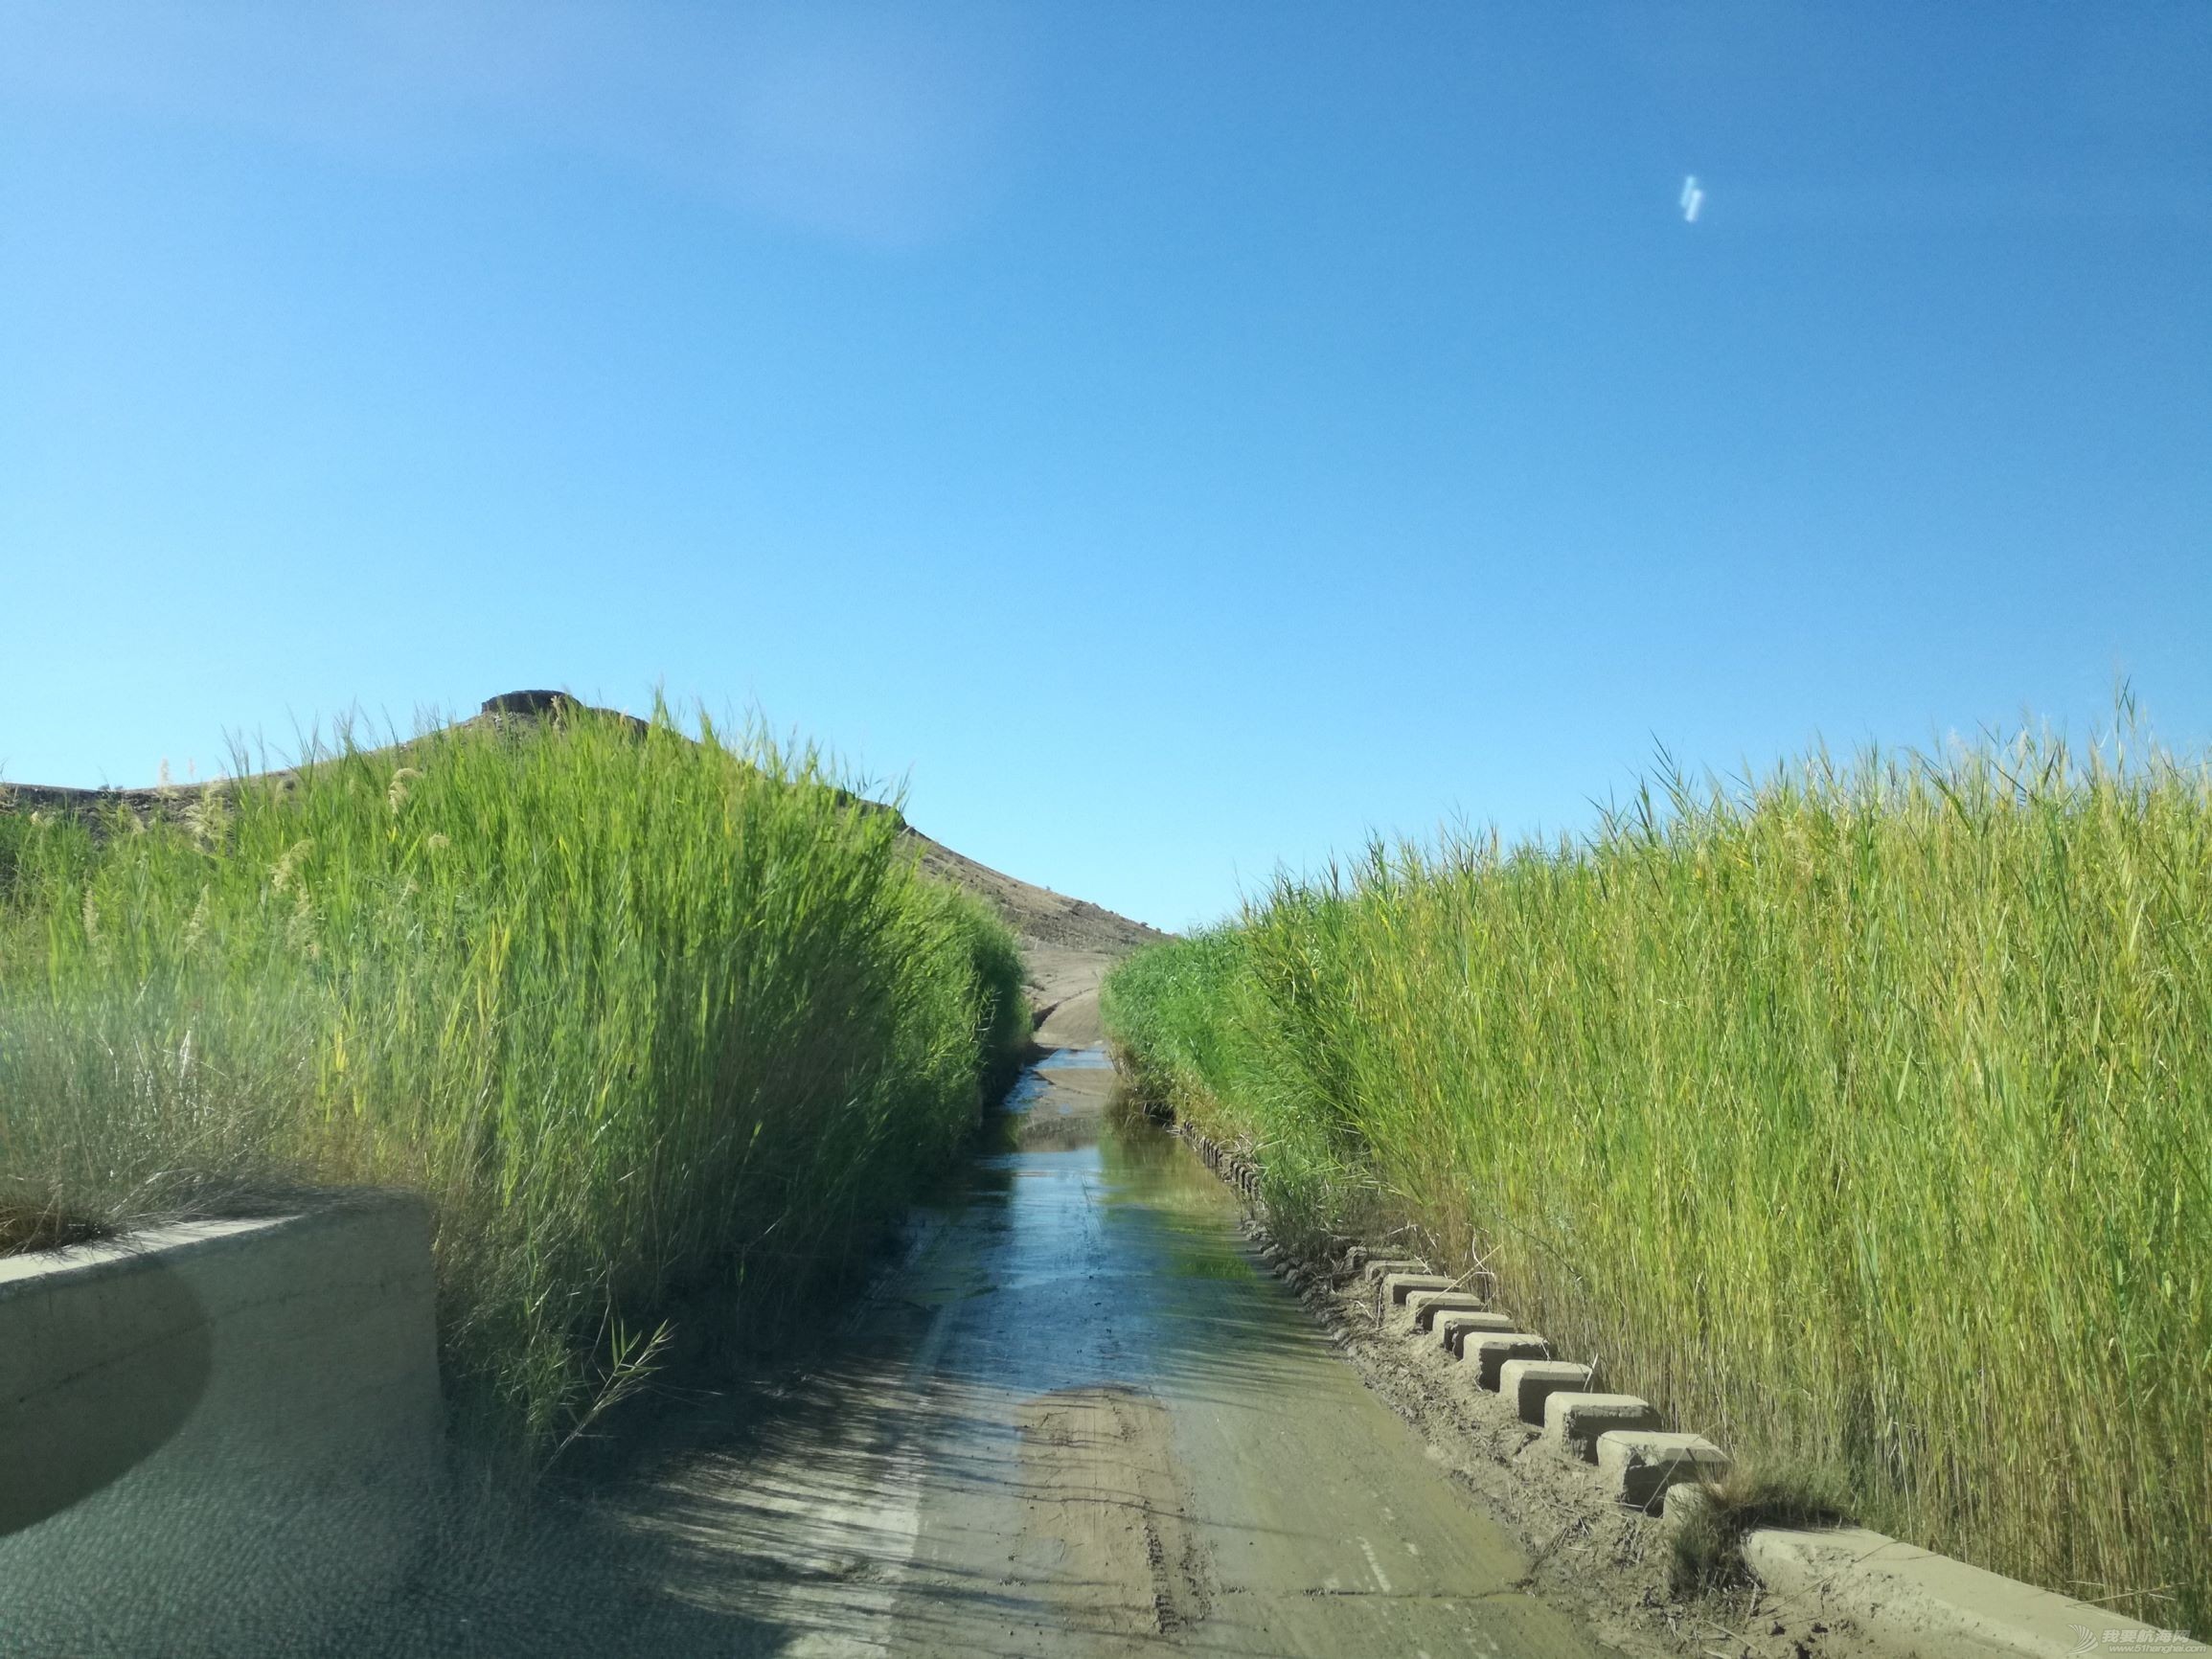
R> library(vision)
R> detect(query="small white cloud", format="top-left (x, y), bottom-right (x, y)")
top-left (1680, 174), bottom-right (1704, 223)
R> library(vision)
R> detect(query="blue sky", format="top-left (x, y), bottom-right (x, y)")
top-left (3, 4), bottom-right (2206, 932)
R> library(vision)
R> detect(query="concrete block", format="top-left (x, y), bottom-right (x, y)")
top-left (1404, 1289), bottom-right (1491, 1331)
top-left (1499, 1359), bottom-right (1595, 1425)
top-left (1542, 1392), bottom-right (1663, 1461)
top-left (1464, 1332), bottom-right (1549, 1389)
top-left (1595, 1431), bottom-right (1730, 1511)
top-left (1741, 1524), bottom-right (2196, 1658)
top-left (1380, 1272), bottom-right (1454, 1307)
top-left (1359, 1257), bottom-right (1427, 1286)
top-left (0, 1194), bottom-right (445, 1650)
top-left (1660, 1482), bottom-right (1712, 1528)
top-left (1435, 1310), bottom-right (1517, 1355)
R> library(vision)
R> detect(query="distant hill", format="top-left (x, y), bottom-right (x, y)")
top-left (0, 691), bottom-right (1170, 967)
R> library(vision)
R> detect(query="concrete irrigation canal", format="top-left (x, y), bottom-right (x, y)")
top-left (11, 760), bottom-right (2172, 1658)
top-left (340, 1042), bottom-right (1604, 1659)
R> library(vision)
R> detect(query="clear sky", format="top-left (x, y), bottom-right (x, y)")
top-left (4, 5), bottom-right (2207, 933)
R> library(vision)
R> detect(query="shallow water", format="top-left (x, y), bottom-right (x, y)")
top-left (1033, 1046), bottom-right (1113, 1072)
top-left (332, 1047), bottom-right (1597, 1658)
top-left (582, 1048), bottom-right (1597, 1657)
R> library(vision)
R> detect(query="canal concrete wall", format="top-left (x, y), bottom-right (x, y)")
top-left (0, 1193), bottom-right (443, 1655)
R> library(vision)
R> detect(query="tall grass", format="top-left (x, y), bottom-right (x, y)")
top-left (1103, 721), bottom-right (2211, 1636)
top-left (0, 705), bottom-right (1026, 1461)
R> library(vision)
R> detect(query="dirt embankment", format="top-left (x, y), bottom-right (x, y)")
top-left (0, 691), bottom-right (1170, 1036)
top-left (887, 777), bottom-right (1167, 1045)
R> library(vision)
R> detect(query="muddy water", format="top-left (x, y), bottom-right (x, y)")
top-left (637, 1050), bottom-right (1603, 1657)
top-left (355, 1051), bottom-right (1603, 1657)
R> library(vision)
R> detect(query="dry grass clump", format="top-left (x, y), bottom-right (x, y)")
top-left (0, 1192), bottom-right (110, 1256)
top-left (0, 702), bottom-right (1026, 1461)
top-left (1103, 714), bottom-right (2211, 1637)
top-left (1666, 1464), bottom-right (1855, 1596)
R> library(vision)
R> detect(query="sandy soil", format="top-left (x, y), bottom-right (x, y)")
top-left (1022, 947), bottom-right (1123, 1049)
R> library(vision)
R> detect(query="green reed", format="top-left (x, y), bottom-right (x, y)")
top-left (1104, 721), bottom-right (2210, 1636)
top-left (0, 705), bottom-right (1026, 1461)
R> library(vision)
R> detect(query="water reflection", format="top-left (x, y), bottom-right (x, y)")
top-left (347, 1045), bottom-right (1316, 1657)
top-left (1034, 1047), bottom-right (1112, 1072)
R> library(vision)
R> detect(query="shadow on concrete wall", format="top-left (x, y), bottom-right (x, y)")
top-left (0, 1253), bottom-right (214, 1537)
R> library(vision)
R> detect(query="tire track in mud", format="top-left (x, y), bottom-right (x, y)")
top-left (1015, 1385), bottom-right (1214, 1641)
